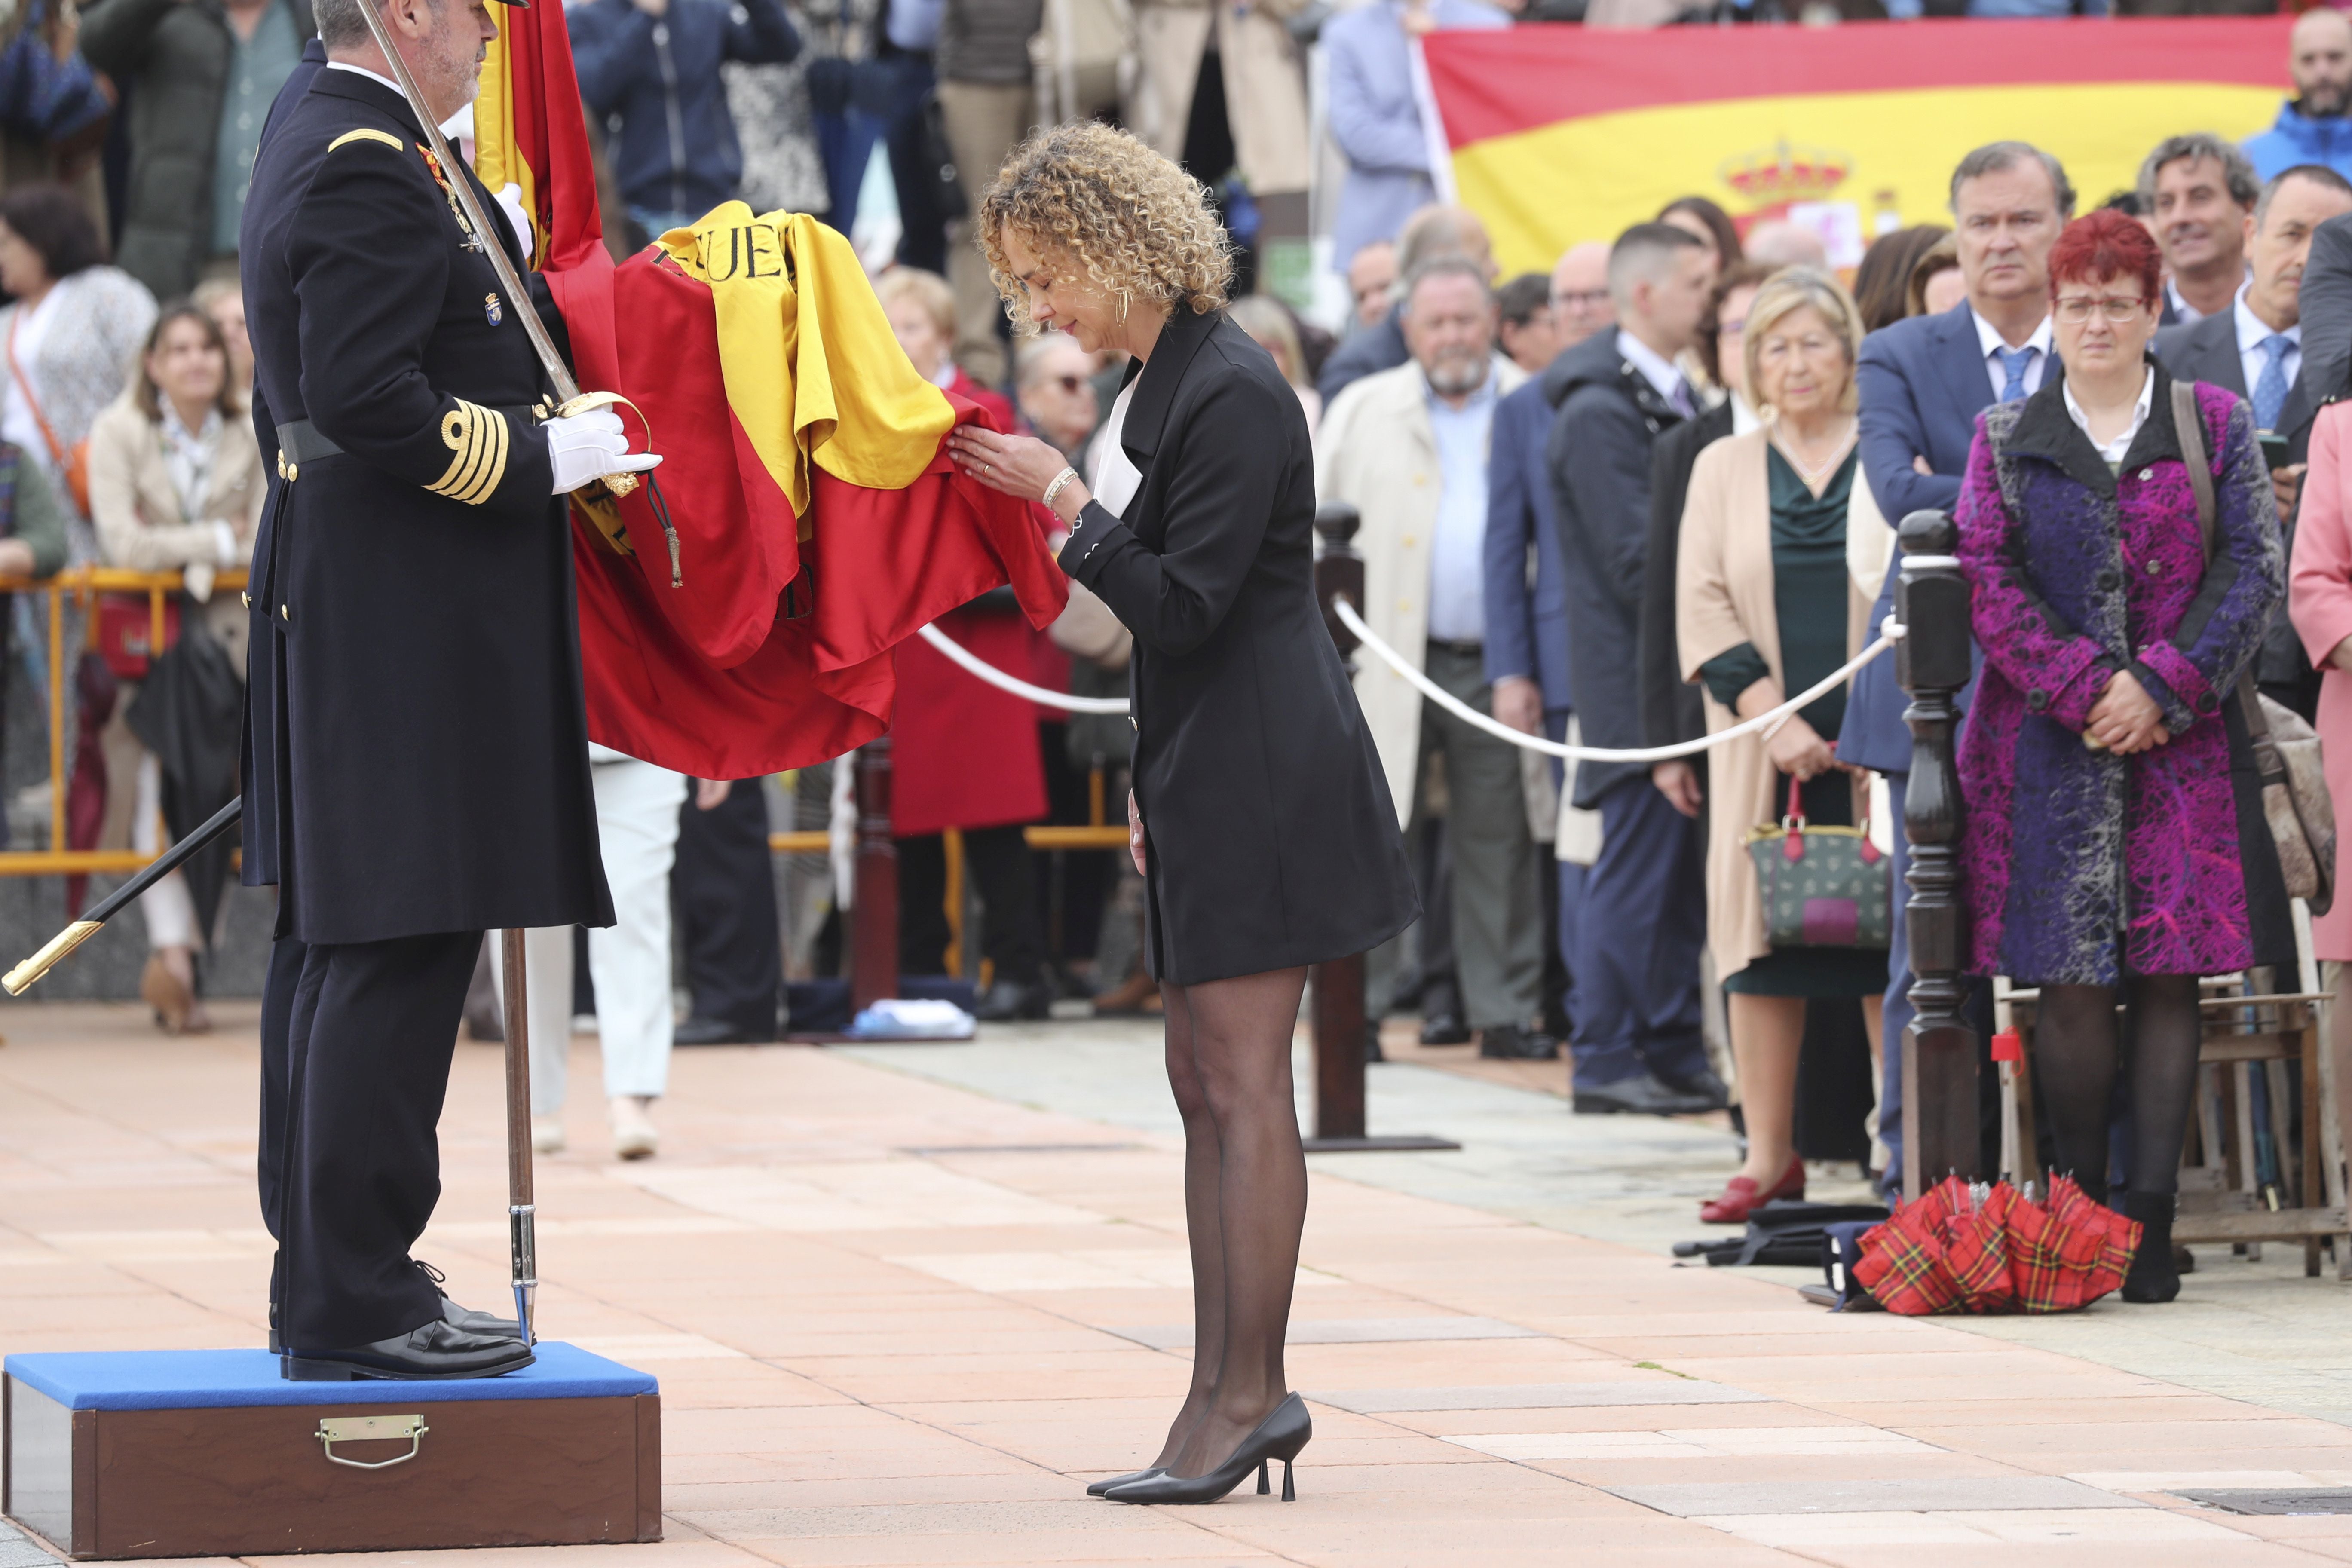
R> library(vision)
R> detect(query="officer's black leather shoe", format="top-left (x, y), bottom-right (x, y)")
top-left (417, 1259), bottom-right (522, 1339)
top-left (282, 1320), bottom-right (536, 1381)
top-left (268, 1289), bottom-right (520, 1354)
top-left (1654, 1066), bottom-right (1731, 1110)
top-left (1478, 1024), bottom-right (1559, 1060)
top-left (973, 978), bottom-right (1053, 1021)
top-left (1572, 1071), bottom-right (1716, 1117)
top-left (1418, 1012), bottom-right (1471, 1046)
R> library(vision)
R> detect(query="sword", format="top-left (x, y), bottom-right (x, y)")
top-left (352, 10), bottom-right (561, 1349)
top-left (350, 0), bottom-right (683, 583)
top-left (3, 797), bottom-right (244, 995)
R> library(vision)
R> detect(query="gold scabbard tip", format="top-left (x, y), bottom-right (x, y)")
top-left (5, 920), bottom-right (103, 995)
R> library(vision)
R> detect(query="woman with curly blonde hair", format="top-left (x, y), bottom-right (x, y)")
top-left (951, 122), bottom-right (1417, 1506)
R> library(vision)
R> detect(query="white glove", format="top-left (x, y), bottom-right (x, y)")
top-left (494, 181), bottom-right (533, 262)
top-left (545, 406), bottom-right (662, 495)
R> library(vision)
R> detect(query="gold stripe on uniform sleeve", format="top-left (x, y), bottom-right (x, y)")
top-left (327, 128), bottom-right (407, 154)
top-left (426, 400), bottom-right (509, 505)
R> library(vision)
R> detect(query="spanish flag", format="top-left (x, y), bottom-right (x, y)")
top-left (1421, 17), bottom-right (2290, 277)
top-left (472, 6), bottom-right (1067, 780)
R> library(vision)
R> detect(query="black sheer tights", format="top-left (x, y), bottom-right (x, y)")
top-left (2033, 974), bottom-right (2202, 1200)
top-left (1152, 965), bottom-right (1310, 1479)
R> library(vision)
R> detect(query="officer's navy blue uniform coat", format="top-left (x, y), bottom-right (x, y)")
top-left (242, 67), bottom-right (613, 944)
top-left (241, 63), bottom-right (612, 1352)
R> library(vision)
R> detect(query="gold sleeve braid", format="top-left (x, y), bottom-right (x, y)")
top-left (427, 400), bottom-right (509, 504)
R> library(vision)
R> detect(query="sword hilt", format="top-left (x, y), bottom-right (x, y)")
top-left (5, 919), bottom-right (101, 996)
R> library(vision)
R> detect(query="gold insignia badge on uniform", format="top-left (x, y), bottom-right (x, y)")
top-left (486, 292), bottom-right (503, 325)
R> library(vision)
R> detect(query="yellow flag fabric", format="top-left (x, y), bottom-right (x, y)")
top-left (657, 205), bottom-right (956, 517)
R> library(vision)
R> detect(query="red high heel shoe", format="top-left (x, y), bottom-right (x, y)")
top-left (1699, 1155), bottom-right (1805, 1225)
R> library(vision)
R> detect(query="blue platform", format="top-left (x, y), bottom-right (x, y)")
top-left (3, 1342), bottom-right (656, 1410)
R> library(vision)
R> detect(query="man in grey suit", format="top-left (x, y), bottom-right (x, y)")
top-left (2156, 162), bottom-right (2352, 721)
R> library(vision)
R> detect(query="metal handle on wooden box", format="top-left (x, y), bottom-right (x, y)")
top-left (316, 1413), bottom-right (429, 1470)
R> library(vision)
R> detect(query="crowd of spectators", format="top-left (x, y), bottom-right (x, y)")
top-left (4, 0), bottom-right (2352, 1227)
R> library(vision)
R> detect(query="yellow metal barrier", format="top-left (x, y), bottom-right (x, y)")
top-left (0, 566), bottom-right (249, 877)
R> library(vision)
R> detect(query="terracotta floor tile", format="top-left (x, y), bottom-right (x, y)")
top-left (0, 1008), bottom-right (2334, 1568)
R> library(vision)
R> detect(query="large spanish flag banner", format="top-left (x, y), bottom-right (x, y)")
top-left (1421, 17), bottom-right (2290, 278)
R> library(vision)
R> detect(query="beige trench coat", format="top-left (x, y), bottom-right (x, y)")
top-left (86, 388), bottom-right (264, 855)
top-left (1317, 357), bottom-right (1525, 825)
top-left (1675, 427), bottom-right (1872, 981)
top-left (1124, 0), bottom-right (1311, 196)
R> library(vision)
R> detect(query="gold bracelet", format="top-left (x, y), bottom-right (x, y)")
top-left (1042, 466), bottom-right (1080, 511)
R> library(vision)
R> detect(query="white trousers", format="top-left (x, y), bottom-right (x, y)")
top-left (132, 753), bottom-right (196, 950)
top-left (496, 748), bottom-right (688, 1113)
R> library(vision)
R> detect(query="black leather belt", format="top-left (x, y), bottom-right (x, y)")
top-left (274, 419), bottom-right (343, 479)
top-left (1425, 637), bottom-right (1484, 658)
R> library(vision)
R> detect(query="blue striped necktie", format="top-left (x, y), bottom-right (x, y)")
top-left (1996, 346), bottom-right (2036, 404)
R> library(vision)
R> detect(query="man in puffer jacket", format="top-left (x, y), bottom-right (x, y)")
top-left (570, 0), bottom-right (800, 239)
top-left (2246, 9), bottom-right (2352, 184)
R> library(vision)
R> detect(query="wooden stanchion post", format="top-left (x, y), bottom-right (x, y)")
top-left (851, 739), bottom-right (899, 1013)
top-left (1305, 501), bottom-right (1455, 1153)
top-left (1895, 510), bottom-right (1981, 1194)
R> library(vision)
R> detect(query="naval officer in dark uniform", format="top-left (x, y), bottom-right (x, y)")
top-left (241, 0), bottom-right (656, 1379)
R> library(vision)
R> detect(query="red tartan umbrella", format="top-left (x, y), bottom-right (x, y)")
top-left (1853, 1175), bottom-right (2140, 1314)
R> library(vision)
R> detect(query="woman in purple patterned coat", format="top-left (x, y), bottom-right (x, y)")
top-left (1954, 209), bottom-right (2291, 1305)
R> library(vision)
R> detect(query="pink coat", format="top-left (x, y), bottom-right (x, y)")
top-left (2290, 403), bottom-right (2352, 959)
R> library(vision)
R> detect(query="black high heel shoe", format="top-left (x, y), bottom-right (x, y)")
top-left (1086, 1467), bottom-right (1164, 1497)
top-left (1103, 1394), bottom-right (1310, 1504)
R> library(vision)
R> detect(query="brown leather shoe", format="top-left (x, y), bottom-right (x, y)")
top-left (140, 953), bottom-right (194, 1035)
top-left (1092, 971), bottom-right (1161, 1016)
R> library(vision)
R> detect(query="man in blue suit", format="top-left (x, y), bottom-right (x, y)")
top-left (1847, 140), bottom-right (2068, 1195)
top-left (1486, 242), bottom-right (1610, 1044)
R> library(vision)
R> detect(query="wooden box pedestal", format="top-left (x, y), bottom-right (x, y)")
top-left (1, 1344), bottom-right (659, 1559)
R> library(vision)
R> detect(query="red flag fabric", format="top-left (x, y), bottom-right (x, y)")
top-left (484, 5), bottom-right (1069, 781)
top-left (474, 7), bottom-right (604, 272)
top-left (545, 254), bottom-right (1069, 780)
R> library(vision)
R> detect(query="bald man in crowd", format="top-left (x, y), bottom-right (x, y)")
top-left (1549, 240), bottom-right (1613, 351)
top-left (2246, 8), bottom-right (2352, 183)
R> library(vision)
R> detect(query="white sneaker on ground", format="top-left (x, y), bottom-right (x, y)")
top-left (611, 1096), bottom-right (658, 1161)
top-left (531, 1115), bottom-right (566, 1154)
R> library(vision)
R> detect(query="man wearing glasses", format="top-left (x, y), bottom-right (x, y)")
top-left (2158, 162), bottom-right (2352, 721)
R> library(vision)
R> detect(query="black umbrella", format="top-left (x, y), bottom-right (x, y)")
top-left (123, 607), bottom-right (243, 944)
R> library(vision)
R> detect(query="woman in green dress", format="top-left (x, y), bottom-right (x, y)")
top-left (1674, 267), bottom-right (1885, 1224)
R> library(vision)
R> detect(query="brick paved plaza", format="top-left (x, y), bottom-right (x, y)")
top-left (5, 1003), bottom-right (2352, 1566)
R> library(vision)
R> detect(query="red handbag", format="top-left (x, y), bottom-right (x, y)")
top-left (94, 594), bottom-right (179, 680)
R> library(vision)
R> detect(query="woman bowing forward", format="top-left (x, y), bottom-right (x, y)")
top-left (950, 122), bottom-right (1418, 1505)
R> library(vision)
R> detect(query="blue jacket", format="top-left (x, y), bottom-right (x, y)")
top-left (2244, 100), bottom-right (2352, 184)
top-left (1483, 372), bottom-right (1571, 715)
top-left (1320, 0), bottom-right (1507, 273)
top-left (1844, 299), bottom-right (1992, 774)
top-left (0, 2), bottom-right (110, 145)
top-left (570, 0), bottom-right (799, 221)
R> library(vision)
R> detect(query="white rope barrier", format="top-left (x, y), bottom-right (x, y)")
top-left (916, 602), bottom-right (1908, 760)
top-left (916, 623), bottom-right (1131, 712)
top-left (1334, 597), bottom-right (1903, 764)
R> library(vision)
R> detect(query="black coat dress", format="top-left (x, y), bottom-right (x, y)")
top-left (239, 69), bottom-right (613, 945)
top-left (1061, 307), bottom-right (1417, 985)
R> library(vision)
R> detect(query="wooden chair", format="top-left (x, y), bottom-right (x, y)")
top-left (2002, 981), bottom-right (2349, 1280)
